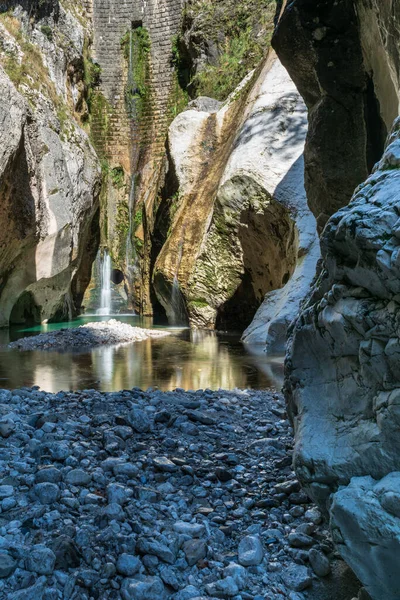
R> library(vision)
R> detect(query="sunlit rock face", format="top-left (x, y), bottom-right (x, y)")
top-left (154, 53), bottom-right (319, 342)
top-left (0, 3), bottom-right (100, 326)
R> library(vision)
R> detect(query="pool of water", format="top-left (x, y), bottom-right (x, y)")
top-left (0, 315), bottom-right (284, 393)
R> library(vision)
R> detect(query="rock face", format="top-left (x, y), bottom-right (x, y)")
top-left (0, 3), bottom-right (100, 327)
top-left (285, 109), bottom-right (400, 600)
top-left (272, 0), bottom-right (398, 231)
top-left (154, 52), bottom-right (319, 341)
top-left (278, 3), bottom-right (400, 596)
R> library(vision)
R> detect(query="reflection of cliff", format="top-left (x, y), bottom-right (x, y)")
top-left (0, 331), bottom-right (283, 392)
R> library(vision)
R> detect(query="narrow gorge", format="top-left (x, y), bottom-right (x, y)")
top-left (0, 0), bottom-right (399, 599)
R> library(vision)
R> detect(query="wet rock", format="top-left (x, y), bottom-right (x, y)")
top-left (153, 456), bottom-right (178, 472)
top-left (127, 408), bottom-right (152, 433)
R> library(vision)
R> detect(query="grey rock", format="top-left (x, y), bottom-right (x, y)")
top-left (281, 563), bottom-right (312, 592)
top-left (0, 417), bottom-right (16, 438)
top-left (238, 535), bottom-right (263, 566)
top-left (182, 539), bottom-right (207, 566)
top-left (0, 485), bottom-right (14, 499)
top-left (51, 535), bottom-right (81, 569)
top-left (65, 468), bottom-right (91, 486)
top-left (35, 467), bottom-right (62, 484)
top-left (223, 562), bottom-right (247, 590)
top-left (9, 576), bottom-right (47, 599)
top-left (153, 456), bottom-right (178, 472)
top-left (121, 576), bottom-right (167, 600)
top-left (173, 521), bottom-right (205, 538)
top-left (0, 551), bottom-right (16, 578)
top-left (116, 553), bottom-right (141, 576)
top-left (25, 545), bottom-right (56, 575)
top-left (107, 483), bottom-right (133, 505)
top-left (33, 482), bottom-right (60, 504)
top-left (136, 538), bottom-right (175, 564)
top-left (127, 408), bottom-right (152, 432)
top-left (308, 548), bottom-right (331, 577)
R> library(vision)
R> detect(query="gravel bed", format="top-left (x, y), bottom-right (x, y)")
top-left (8, 320), bottom-right (170, 351)
top-left (0, 386), bottom-right (362, 599)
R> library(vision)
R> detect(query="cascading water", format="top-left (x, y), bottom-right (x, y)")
top-left (97, 250), bottom-right (112, 316)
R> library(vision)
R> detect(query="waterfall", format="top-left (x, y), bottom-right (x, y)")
top-left (97, 250), bottom-right (112, 316)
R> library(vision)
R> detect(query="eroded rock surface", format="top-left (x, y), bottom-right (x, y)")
top-left (154, 52), bottom-right (319, 346)
top-left (285, 118), bottom-right (400, 599)
top-left (0, 3), bottom-right (100, 327)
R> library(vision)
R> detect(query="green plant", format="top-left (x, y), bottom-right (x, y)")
top-left (40, 24), bottom-right (53, 41)
top-left (134, 208), bottom-right (143, 229)
top-left (110, 166), bottom-right (125, 189)
top-left (121, 26), bottom-right (153, 123)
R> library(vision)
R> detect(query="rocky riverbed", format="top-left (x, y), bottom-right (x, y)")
top-left (8, 320), bottom-right (170, 352)
top-left (0, 386), bottom-right (362, 600)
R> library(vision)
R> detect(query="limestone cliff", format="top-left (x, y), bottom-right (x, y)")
top-left (152, 52), bottom-right (319, 343)
top-left (272, 0), bottom-right (395, 232)
top-left (0, 1), bottom-right (100, 327)
top-left (280, 1), bottom-right (400, 598)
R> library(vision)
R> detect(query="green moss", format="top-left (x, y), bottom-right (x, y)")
top-left (188, 299), bottom-right (209, 308)
top-left (110, 166), bottom-right (125, 189)
top-left (134, 208), bottom-right (143, 229)
top-left (40, 24), bottom-right (53, 41)
top-left (179, 0), bottom-right (276, 101)
top-left (121, 26), bottom-right (153, 127)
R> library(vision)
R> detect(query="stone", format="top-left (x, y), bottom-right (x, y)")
top-left (36, 467), bottom-right (62, 484)
top-left (281, 563), bottom-right (312, 592)
top-left (223, 562), bottom-right (247, 589)
top-left (33, 482), bottom-right (60, 504)
top-left (0, 552), bottom-right (16, 578)
top-left (121, 576), bottom-right (167, 600)
top-left (107, 483), bottom-right (133, 505)
top-left (0, 418), bottom-right (16, 438)
top-left (308, 548), bottom-right (331, 577)
top-left (288, 532), bottom-right (314, 548)
top-left (9, 577), bottom-right (47, 599)
top-left (25, 545), bottom-right (56, 575)
top-left (0, 485), bottom-right (13, 499)
top-left (173, 521), bottom-right (205, 538)
top-left (182, 539), bottom-right (208, 566)
top-left (127, 408), bottom-right (152, 433)
top-left (136, 538), bottom-right (175, 564)
top-left (153, 456), bottom-right (178, 472)
top-left (51, 535), bottom-right (81, 569)
top-left (238, 535), bottom-right (264, 566)
top-left (65, 469), bottom-right (91, 486)
top-left (174, 586), bottom-right (201, 600)
top-left (116, 553), bottom-right (141, 576)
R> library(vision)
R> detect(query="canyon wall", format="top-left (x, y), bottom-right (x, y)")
top-left (279, 1), bottom-right (400, 597)
top-left (152, 53), bottom-right (319, 344)
top-left (0, 1), bottom-right (100, 327)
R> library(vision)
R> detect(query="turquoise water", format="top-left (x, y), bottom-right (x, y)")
top-left (0, 315), bottom-right (284, 393)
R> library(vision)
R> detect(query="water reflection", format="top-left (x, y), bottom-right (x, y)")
top-left (0, 318), bottom-right (284, 393)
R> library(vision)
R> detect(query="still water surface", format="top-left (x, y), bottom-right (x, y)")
top-left (0, 315), bottom-right (284, 393)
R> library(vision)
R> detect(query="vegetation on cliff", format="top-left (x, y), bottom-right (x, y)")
top-left (173, 0), bottom-right (276, 101)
